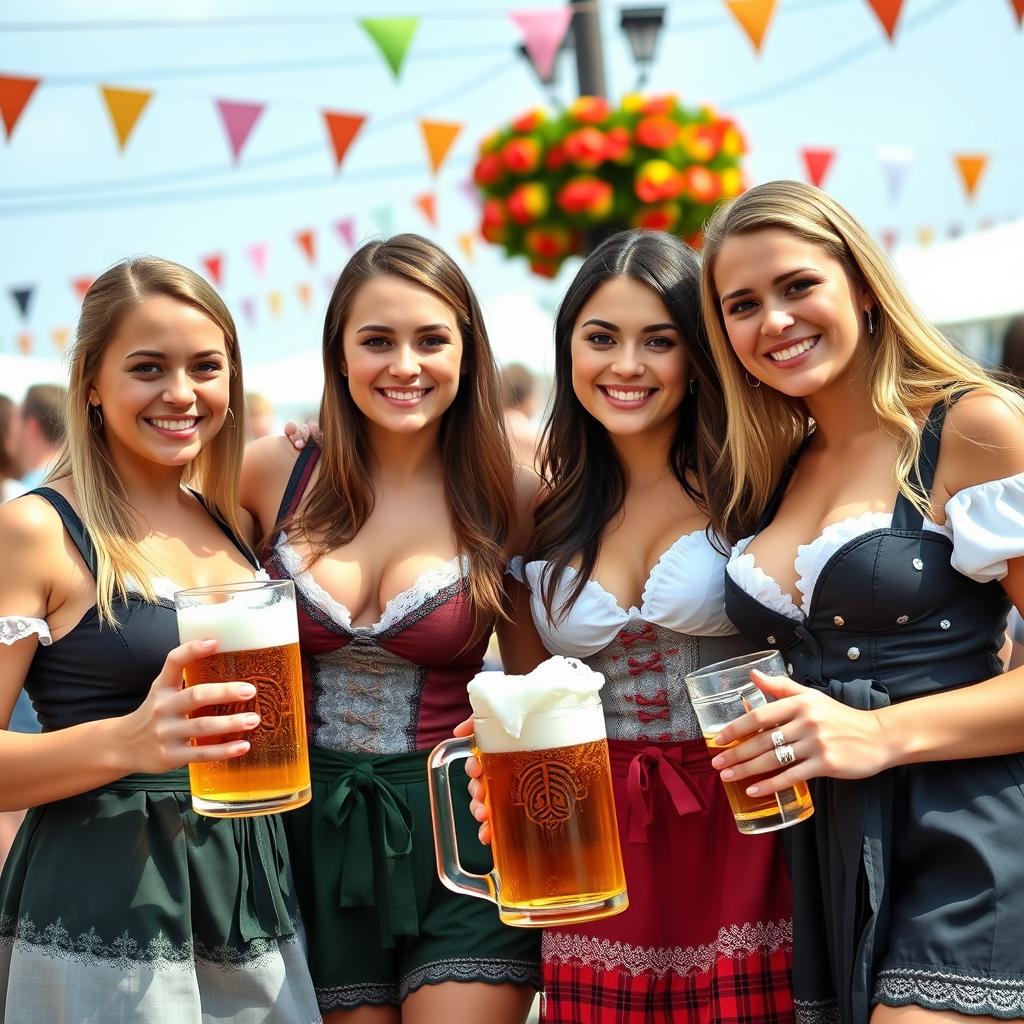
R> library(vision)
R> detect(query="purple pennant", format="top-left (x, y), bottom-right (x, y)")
top-left (9, 285), bottom-right (33, 321)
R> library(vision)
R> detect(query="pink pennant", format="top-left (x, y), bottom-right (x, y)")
top-left (240, 296), bottom-right (257, 327)
top-left (202, 254), bottom-right (224, 287)
top-left (880, 228), bottom-right (899, 252)
top-left (509, 8), bottom-right (573, 81)
top-left (801, 147), bottom-right (835, 189)
top-left (215, 99), bottom-right (265, 163)
top-left (247, 242), bottom-right (269, 277)
top-left (335, 217), bottom-right (356, 249)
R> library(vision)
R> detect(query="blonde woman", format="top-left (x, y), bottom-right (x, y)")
top-left (700, 181), bottom-right (1024, 1023)
top-left (0, 258), bottom-right (320, 1023)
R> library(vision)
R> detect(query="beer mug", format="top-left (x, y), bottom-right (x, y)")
top-left (428, 657), bottom-right (628, 927)
top-left (175, 579), bottom-right (311, 817)
top-left (685, 650), bottom-right (814, 835)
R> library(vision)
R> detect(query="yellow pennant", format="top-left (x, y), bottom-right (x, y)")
top-left (725, 0), bottom-right (778, 53)
top-left (268, 291), bottom-right (283, 318)
top-left (915, 226), bottom-right (935, 247)
top-left (51, 327), bottom-right (70, 352)
top-left (457, 232), bottom-right (475, 262)
top-left (100, 85), bottom-right (153, 151)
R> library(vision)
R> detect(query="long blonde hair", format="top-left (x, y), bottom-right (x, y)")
top-left (51, 257), bottom-right (248, 623)
top-left (700, 179), bottom-right (1024, 534)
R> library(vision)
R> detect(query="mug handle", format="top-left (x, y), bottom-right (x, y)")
top-left (427, 737), bottom-right (498, 904)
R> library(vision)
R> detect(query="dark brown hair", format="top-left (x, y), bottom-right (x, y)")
top-left (21, 384), bottom-right (67, 447)
top-left (0, 395), bottom-right (19, 481)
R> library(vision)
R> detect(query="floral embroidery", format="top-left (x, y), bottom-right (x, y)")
top-left (875, 966), bottom-right (1024, 1015)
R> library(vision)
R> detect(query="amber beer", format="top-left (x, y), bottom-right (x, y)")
top-left (175, 580), bottom-right (311, 818)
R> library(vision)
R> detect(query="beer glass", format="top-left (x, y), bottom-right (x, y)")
top-left (428, 659), bottom-right (628, 928)
top-left (685, 650), bottom-right (813, 835)
top-left (175, 579), bottom-right (311, 817)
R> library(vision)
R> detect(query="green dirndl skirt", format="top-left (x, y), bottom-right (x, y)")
top-left (0, 769), bottom-right (321, 1024)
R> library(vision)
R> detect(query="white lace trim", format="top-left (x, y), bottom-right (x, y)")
top-left (0, 617), bottom-right (52, 647)
top-left (875, 965), bottom-right (1024, 1014)
top-left (793, 999), bottom-right (841, 1024)
top-left (275, 534), bottom-right (466, 633)
top-left (728, 537), bottom-right (803, 621)
top-left (541, 918), bottom-right (792, 979)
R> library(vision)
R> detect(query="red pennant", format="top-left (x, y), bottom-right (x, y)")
top-left (0, 75), bottom-right (40, 140)
top-left (864, 0), bottom-right (905, 40)
top-left (1012, 0), bottom-right (1024, 27)
top-left (202, 254), bottom-right (224, 287)
top-left (295, 229), bottom-right (316, 264)
top-left (323, 111), bottom-right (366, 171)
top-left (71, 276), bottom-right (94, 302)
top-left (880, 228), bottom-right (899, 252)
top-left (801, 147), bottom-right (835, 188)
top-left (414, 192), bottom-right (437, 227)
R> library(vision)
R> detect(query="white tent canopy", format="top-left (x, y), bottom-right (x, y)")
top-left (0, 354), bottom-right (68, 402)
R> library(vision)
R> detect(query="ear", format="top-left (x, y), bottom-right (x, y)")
top-left (88, 389), bottom-right (101, 407)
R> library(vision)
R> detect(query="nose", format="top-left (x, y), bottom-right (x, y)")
top-left (610, 342), bottom-right (645, 378)
top-left (162, 371), bottom-right (196, 406)
top-left (389, 343), bottom-right (421, 379)
top-left (760, 308), bottom-right (795, 337)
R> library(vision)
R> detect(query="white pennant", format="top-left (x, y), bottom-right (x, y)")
top-left (877, 145), bottom-right (914, 203)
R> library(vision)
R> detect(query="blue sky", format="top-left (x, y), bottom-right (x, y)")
top-left (1, 0), bottom-right (1020, 372)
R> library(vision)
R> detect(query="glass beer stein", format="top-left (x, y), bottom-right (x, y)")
top-left (175, 579), bottom-right (311, 817)
top-left (428, 657), bottom-right (628, 927)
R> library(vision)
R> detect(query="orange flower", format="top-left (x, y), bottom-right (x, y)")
top-left (678, 123), bottom-right (723, 162)
top-left (563, 127), bottom-right (607, 169)
top-left (681, 165), bottom-right (722, 204)
top-left (635, 115), bottom-right (678, 151)
top-left (502, 136), bottom-right (542, 176)
top-left (604, 125), bottom-right (632, 163)
top-left (632, 203), bottom-right (680, 231)
top-left (507, 182), bottom-right (550, 225)
top-left (512, 108), bottom-right (547, 134)
top-left (570, 96), bottom-right (611, 124)
top-left (642, 94), bottom-right (678, 116)
top-left (556, 176), bottom-right (614, 219)
top-left (473, 152), bottom-right (504, 187)
top-left (635, 159), bottom-right (683, 203)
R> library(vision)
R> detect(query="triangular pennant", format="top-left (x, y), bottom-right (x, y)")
top-left (335, 217), bottom-right (356, 249)
top-left (877, 145), bottom-right (914, 203)
top-left (0, 74), bottom-right (40, 140)
top-left (916, 226), bottom-right (934, 247)
top-left (16, 331), bottom-right (32, 356)
top-left (1012, 0), bottom-right (1024, 27)
top-left (880, 228), bottom-right (899, 252)
top-left (240, 296), bottom-right (257, 328)
top-left (864, 0), bottom-right (905, 40)
top-left (100, 85), bottom-right (153, 151)
top-left (725, 0), bottom-right (778, 53)
top-left (247, 242), bottom-right (268, 277)
top-left (801, 147), bottom-right (835, 189)
top-left (414, 192), bottom-right (437, 227)
top-left (267, 291), bottom-right (283, 318)
top-left (9, 286), bottom-right (33, 320)
top-left (359, 17), bottom-right (419, 79)
top-left (323, 111), bottom-right (366, 171)
top-left (297, 282), bottom-right (313, 310)
top-left (947, 223), bottom-right (963, 239)
top-left (457, 232), bottom-right (475, 262)
top-left (458, 176), bottom-right (481, 207)
top-left (372, 205), bottom-right (394, 236)
top-left (202, 254), bottom-right (224, 287)
top-left (509, 8), bottom-right (573, 81)
top-left (215, 99), bottom-right (265, 163)
top-left (51, 327), bottom-right (69, 352)
top-left (954, 153), bottom-right (988, 201)
top-left (419, 119), bottom-right (463, 176)
top-left (295, 229), bottom-right (316, 264)
top-left (71, 276), bottom-right (94, 302)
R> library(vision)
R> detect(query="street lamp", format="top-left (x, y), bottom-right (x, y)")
top-left (620, 6), bottom-right (665, 89)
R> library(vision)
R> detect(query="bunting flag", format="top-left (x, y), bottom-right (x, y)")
top-left (247, 242), bottom-right (269, 277)
top-left (359, 17), bottom-right (419, 79)
top-left (877, 145), bottom-right (913, 202)
top-left (100, 85), bottom-right (153, 151)
top-left (947, 223), bottom-right (963, 238)
top-left (215, 99), bottom-right (265, 163)
top-left (323, 111), bottom-right (366, 171)
top-left (51, 327), bottom-right (69, 352)
top-left (880, 228), bottom-right (899, 252)
top-left (335, 217), bottom-right (356, 249)
top-left (71, 276), bottom-right (94, 302)
top-left (372, 205), bottom-right (394, 236)
top-left (419, 119), bottom-right (463, 176)
top-left (295, 229), bottom-right (316, 264)
top-left (865, 0), bottom-right (905, 40)
top-left (954, 153), bottom-right (988, 201)
top-left (457, 232), bottom-right (475, 262)
top-left (509, 8), bottom-right (573, 81)
top-left (202, 254), bottom-right (224, 287)
top-left (0, 74), bottom-right (40, 140)
top-left (414, 192), bottom-right (437, 227)
top-left (240, 296), bottom-right (257, 328)
top-left (267, 291), bottom-right (283, 318)
top-left (916, 226), bottom-right (935, 247)
top-left (800, 147), bottom-right (835, 189)
top-left (297, 282), bottom-right (314, 310)
top-left (8, 286), bottom-right (33, 320)
top-left (725, 0), bottom-right (778, 53)
top-left (458, 176), bottom-right (481, 207)
top-left (17, 331), bottom-right (33, 356)
top-left (1012, 0), bottom-right (1024, 27)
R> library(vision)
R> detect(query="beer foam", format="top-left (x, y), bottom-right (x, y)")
top-left (176, 597), bottom-right (298, 653)
top-left (468, 656), bottom-right (606, 753)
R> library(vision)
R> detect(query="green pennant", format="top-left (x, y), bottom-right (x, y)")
top-left (359, 17), bottom-right (419, 79)
top-left (372, 205), bottom-right (394, 237)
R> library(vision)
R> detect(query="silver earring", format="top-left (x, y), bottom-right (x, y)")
top-left (89, 403), bottom-right (103, 428)
top-left (227, 407), bottom-right (236, 427)
top-left (866, 307), bottom-right (877, 336)
top-left (744, 371), bottom-right (761, 389)
top-left (689, 379), bottom-right (697, 395)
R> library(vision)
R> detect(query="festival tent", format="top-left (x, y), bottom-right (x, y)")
top-left (0, 353), bottom-right (68, 402)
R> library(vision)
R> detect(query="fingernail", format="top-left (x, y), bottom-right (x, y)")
top-left (473, 805), bottom-right (484, 821)
top-left (239, 684), bottom-right (257, 698)
top-left (201, 639), bottom-right (216, 650)
top-left (721, 769), bottom-right (735, 780)
top-left (711, 755), bottom-right (724, 768)
top-left (746, 785), bottom-right (760, 796)
top-left (236, 741), bottom-right (251, 753)
top-left (243, 714), bottom-right (260, 728)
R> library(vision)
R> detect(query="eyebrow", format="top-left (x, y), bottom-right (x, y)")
top-left (124, 349), bottom-right (224, 359)
top-left (720, 267), bottom-right (818, 305)
top-left (356, 323), bottom-right (451, 334)
top-left (580, 318), bottom-right (678, 332)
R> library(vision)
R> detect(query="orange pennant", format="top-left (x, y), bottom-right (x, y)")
top-left (457, 232), bottom-right (475, 262)
top-left (725, 0), bottom-right (777, 53)
top-left (0, 74), bottom-right (40, 140)
top-left (801, 147), bottom-right (835, 189)
top-left (17, 331), bottom-right (33, 356)
top-left (323, 111), bottom-right (366, 171)
top-left (71, 276), bottom-right (94, 302)
top-left (414, 192), bottom-right (437, 227)
top-left (419, 119), bottom-right (463, 176)
top-left (51, 327), bottom-right (70, 352)
top-left (296, 282), bottom-right (313, 309)
top-left (295, 229), bottom-right (316, 264)
top-left (100, 86), bottom-right (153, 151)
top-left (1012, 0), bottom-right (1024, 27)
top-left (864, 0), bottom-right (905, 40)
top-left (267, 292), bottom-right (283, 318)
top-left (954, 153), bottom-right (988, 201)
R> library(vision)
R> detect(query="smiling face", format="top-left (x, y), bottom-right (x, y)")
top-left (341, 274), bottom-right (463, 436)
top-left (89, 294), bottom-right (231, 470)
top-left (570, 275), bottom-right (689, 440)
top-left (713, 228), bottom-right (871, 399)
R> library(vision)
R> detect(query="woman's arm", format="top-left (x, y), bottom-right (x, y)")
top-left (240, 435), bottom-right (300, 540)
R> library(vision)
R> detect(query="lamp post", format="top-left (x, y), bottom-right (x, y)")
top-left (620, 7), bottom-right (666, 89)
top-left (571, 0), bottom-right (608, 98)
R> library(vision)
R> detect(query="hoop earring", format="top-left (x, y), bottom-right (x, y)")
top-left (89, 403), bottom-right (104, 429)
top-left (744, 371), bottom-right (761, 389)
top-left (865, 307), bottom-right (877, 336)
top-left (227, 407), bottom-right (236, 428)
top-left (689, 379), bottom-right (697, 395)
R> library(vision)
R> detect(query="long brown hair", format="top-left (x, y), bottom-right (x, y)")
top-left (0, 396), bottom-right (19, 483)
top-left (283, 234), bottom-right (515, 638)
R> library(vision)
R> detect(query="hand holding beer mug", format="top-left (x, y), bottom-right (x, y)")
top-left (175, 580), bottom-right (311, 817)
top-left (428, 657), bottom-right (628, 927)
top-left (685, 650), bottom-right (813, 834)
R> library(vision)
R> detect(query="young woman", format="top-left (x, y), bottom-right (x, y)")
top-left (469, 230), bottom-right (794, 1022)
top-left (0, 258), bottom-right (320, 1023)
top-left (240, 235), bottom-right (541, 1023)
top-left (701, 180), bottom-right (1024, 1023)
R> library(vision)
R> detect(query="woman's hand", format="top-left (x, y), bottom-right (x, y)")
top-left (454, 715), bottom-right (491, 845)
top-left (709, 670), bottom-right (892, 797)
top-left (118, 640), bottom-right (261, 775)
top-left (283, 421), bottom-right (321, 450)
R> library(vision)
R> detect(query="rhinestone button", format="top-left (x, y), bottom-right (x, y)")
top-left (896, 615), bottom-right (909, 625)
top-left (834, 615), bottom-right (845, 627)
top-left (847, 646), bottom-right (861, 660)
top-left (940, 619), bottom-right (951, 630)
top-left (767, 635), bottom-right (776, 644)
top-left (912, 557), bottom-right (923, 571)
top-left (786, 663), bottom-right (794, 675)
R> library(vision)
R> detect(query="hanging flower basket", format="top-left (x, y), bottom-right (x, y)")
top-left (474, 94), bottom-right (748, 278)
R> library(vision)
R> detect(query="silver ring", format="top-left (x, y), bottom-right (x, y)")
top-left (770, 729), bottom-right (786, 748)
top-left (774, 743), bottom-right (797, 766)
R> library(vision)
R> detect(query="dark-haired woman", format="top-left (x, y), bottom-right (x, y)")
top-left (472, 230), bottom-right (794, 1022)
top-left (241, 235), bottom-right (540, 1023)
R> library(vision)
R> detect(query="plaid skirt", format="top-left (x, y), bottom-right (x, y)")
top-left (541, 738), bottom-right (795, 1024)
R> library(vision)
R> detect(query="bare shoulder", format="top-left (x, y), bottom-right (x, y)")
top-left (240, 436), bottom-right (304, 530)
top-left (0, 494), bottom-right (67, 596)
top-left (939, 390), bottom-right (1024, 496)
top-left (508, 465), bottom-right (545, 556)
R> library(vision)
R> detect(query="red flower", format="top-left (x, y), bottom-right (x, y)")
top-left (545, 142), bottom-right (567, 171)
top-left (604, 125), bottom-right (632, 163)
top-left (570, 96), bottom-right (611, 124)
top-left (481, 198), bottom-right (507, 243)
top-left (563, 127), bottom-right (607, 169)
top-left (556, 176), bottom-right (613, 219)
top-left (507, 182), bottom-right (549, 225)
top-left (642, 95), bottom-right (677, 116)
top-left (525, 225), bottom-right (574, 260)
top-left (635, 115), bottom-right (678, 150)
top-left (512, 108), bottom-right (546, 134)
top-left (502, 136), bottom-right (542, 176)
top-left (632, 203), bottom-right (680, 231)
top-left (635, 159), bottom-right (683, 203)
top-left (529, 258), bottom-right (561, 279)
top-left (473, 152), bottom-right (504, 187)
top-left (680, 165), bottom-right (722, 204)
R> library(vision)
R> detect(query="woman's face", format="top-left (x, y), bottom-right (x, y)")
top-left (713, 228), bottom-right (870, 399)
top-left (90, 294), bottom-right (231, 470)
top-left (570, 275), bottom-right (689, 440)
top-left (341, 274), bottom-right (463, 435)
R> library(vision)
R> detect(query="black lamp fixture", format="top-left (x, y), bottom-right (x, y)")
top-left (620, 6), bottom-right (665, 88)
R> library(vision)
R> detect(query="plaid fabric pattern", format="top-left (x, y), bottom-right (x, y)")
top-left (541, 945), bottom-right (794, 1024)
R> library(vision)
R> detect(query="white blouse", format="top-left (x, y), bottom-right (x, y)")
top-left (510, 529), bottom-right (738, 658)
top-left (727, 472), bottom-right (1024, 622)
